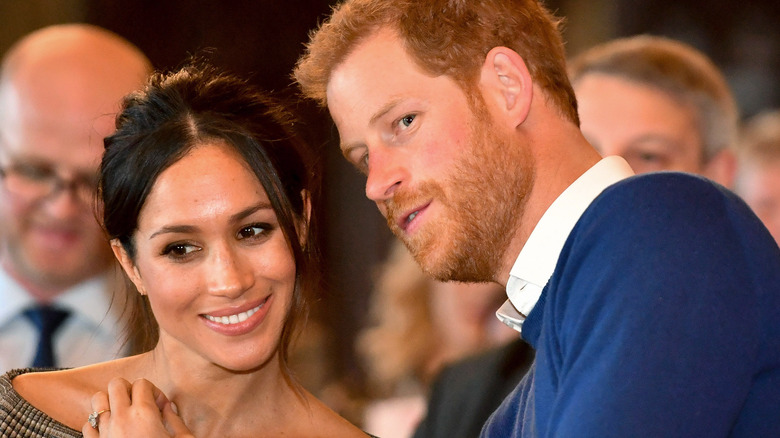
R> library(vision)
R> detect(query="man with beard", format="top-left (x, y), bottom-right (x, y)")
top-left (294, 0), bottom-right (780, 436)
top-left (0, 24), bottom-right (151, 370)
top-left (411, 34), bottom-right (744, 438)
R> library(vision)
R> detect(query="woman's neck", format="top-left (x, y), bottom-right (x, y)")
top-left (137, 348), bottom-right (306, 437)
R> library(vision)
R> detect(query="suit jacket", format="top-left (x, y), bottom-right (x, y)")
top-left (412, 338), bottom-right (533, 438)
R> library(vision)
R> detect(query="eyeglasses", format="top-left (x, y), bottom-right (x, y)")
top-left (0, 160), bottom-right (99, 205)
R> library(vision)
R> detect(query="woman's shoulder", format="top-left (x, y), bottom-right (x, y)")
top-left (1, 368), bottom-right (82, 437)
top-left (298, 390), bottom-right (375, 438)
top-left (10, 357), bottom-right (139, 431)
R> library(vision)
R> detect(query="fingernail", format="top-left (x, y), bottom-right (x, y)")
top-left (170, 402), bottom-right (179, 414)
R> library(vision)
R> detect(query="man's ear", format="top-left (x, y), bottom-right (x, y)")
top-left (111, 239), bottom-right (146, 295)
top-left (704, 148), bottom-right (737, 189)
top-left (479, 46), bottom-right (534, 127)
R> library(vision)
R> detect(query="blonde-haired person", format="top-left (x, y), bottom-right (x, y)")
top-left (357, 241), bottom-right (515, 438)
top-left (735, 109), bottom-right (780, 245)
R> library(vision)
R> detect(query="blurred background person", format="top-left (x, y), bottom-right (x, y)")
top-left (0, 24), bottom-right (151, 371)
top-left (735, 110), bottom-right (780, 246)
top-left (411, 335), bottom-right (532, 438)
top-left (568, 34), bottom-right (739, 188)
top-left (357, 241), bottom-right (516, 438)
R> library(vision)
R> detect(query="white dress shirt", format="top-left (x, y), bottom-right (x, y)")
top-left (497, 156), bottom-right (635, 332)
top-left (0, 265), bottom-right (129, 371)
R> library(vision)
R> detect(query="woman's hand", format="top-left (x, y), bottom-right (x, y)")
top-left (82, 377), bottom-right (194, 437)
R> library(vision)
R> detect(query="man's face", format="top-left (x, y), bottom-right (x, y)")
top-left (326, 29), bottom-right (533, 282)
top-left (0, 77), bottom-right (114, 293)
top-left (574, 73), bottom-right (705, 175)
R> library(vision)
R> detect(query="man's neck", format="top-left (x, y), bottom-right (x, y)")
top-left (495, 127), bottom-right (602, 285)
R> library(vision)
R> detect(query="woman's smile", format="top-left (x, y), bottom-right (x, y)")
top-left (200, 295), bottom-right (273, 336)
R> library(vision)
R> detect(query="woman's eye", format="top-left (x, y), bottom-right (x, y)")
top-left (162, 243), bottom-right (198, 258)
top-left (238, 224), bottom-right (269, 240)
top-left (398, 114), bottom-right (415, 129)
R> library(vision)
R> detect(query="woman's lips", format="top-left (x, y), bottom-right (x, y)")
top-left (200, 296), bottom-right (271, 336)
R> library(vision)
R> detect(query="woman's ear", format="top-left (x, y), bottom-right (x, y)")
top-left (111, 239), bottom-right (146, 295)
top-left (478, 46), bottom-right (534, 127)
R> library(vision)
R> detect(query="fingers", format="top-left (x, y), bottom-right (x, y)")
top-left (162, 402), bottom-right (195, 437)
top-left (107, 377), bottom-right (133, 412)
top-left (89, 390), bottom-right (112, 435)
top-left (88, 377), bottom-right (186, 437)
top-left (131, 378), bottom-right (169, 412)
top-left (91, 390), bottom-right (110, 415)
top-left (82, 421), bottom-right (100, 438)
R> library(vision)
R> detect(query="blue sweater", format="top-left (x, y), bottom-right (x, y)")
top-left (482, 173), bottom-right (780, 437)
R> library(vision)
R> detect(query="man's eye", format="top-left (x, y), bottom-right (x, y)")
top-left (637, 152), bottom-right (663, 163)
top-left (398, 114), bottom-right (415, 128)
top-left (15, 163), bottom-right (53, 181)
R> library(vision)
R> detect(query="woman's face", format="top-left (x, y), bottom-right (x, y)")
top-left (113, 142), bottom-right (297, 372)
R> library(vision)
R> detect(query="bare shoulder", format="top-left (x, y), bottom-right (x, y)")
top-left (12, 357), bottom-right (142, 430)
top-left (302, 392), bottom-right (372, 438)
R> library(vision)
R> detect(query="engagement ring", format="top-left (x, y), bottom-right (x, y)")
top-left (88, 409), bottom-right (110, 429)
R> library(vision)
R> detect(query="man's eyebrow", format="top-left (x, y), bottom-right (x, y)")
top-left (369, 97), bottom-right (403, 127)
top-left (340, 97), bottom-right (405, 159)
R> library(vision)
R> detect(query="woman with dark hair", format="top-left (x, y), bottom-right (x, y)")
top-left (0, 63), bottom-right (371, 437)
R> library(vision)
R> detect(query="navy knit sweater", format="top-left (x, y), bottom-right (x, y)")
top-left (482, 173), bottom-right (780, 437)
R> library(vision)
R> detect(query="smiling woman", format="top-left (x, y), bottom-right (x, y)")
top-left (0, 62), bottom-right (374, 437)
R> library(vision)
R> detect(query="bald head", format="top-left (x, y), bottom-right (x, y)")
top-left (0, 24), bottom-right (151, 294)
top-left (0, 24), bottom-right (151, 149)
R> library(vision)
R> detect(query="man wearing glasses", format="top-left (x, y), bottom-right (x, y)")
top-left (0, 24), bottom-right (151, 370)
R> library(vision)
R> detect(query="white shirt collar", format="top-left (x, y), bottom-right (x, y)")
top-left (497, 156), bottom-right (635, 331)
top-left (0, 264), bottom-right (120, 329)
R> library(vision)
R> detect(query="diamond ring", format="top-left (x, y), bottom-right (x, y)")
top-left (88, 409), bottom-right (110, 429)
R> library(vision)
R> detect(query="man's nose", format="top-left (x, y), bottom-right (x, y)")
top-left (364, 145), bottom-right (406, 205)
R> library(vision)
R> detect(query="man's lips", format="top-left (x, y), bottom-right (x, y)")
top-left (31, 225), bottom-right (82, 248)
top-left (397, 202), bottom-right (431, 232)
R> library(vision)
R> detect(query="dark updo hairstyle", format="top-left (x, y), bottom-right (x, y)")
top-left (99, 61), bottom-right (320, 376)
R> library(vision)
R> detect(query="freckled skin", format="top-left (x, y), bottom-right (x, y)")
top-left (119, 143), bottom-right (295, 372)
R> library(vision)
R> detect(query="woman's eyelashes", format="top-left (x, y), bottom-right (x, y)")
top-left (161, 242), bottom-right (200, 260)
top-left (158, 222), bottom-right (276, 261)
top-left (237, 222), bottom-right (274, 241)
